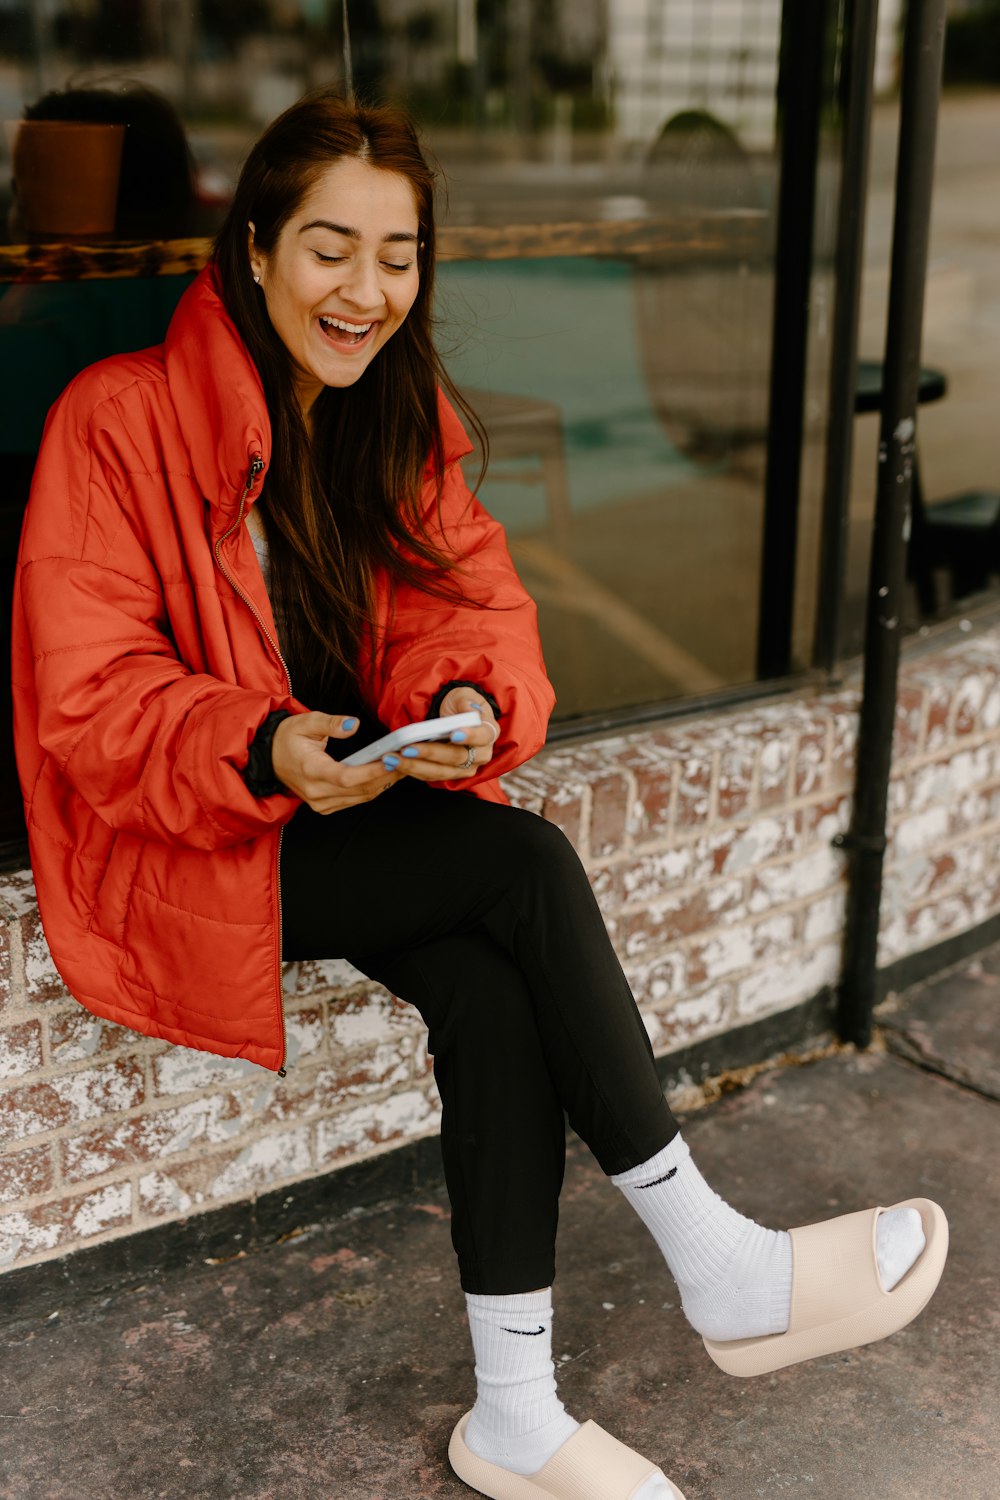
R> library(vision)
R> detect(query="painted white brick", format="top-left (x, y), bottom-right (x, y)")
top-left (284, 1010), bottom-right (324, 1065)
top-left (796, 731), bottom-right (827, 785)
top-left (698, 926), bottom-right (755, 981)
top-left (877, 909), bottom-right (910, 966)
top-left (0, 1210), bottom-right (62, 1267)
top-left (64, 1096), bottom-right (245, 1181)
top-left (951, 788), bottom-right (1000, 834)
top-left (330, 995), bottom-right (421, 1051)
top-left (0, 869), bottom-right (39, 919)
top-left (722, 817), bottom-right (796, 874)
top-left (910, 755), bottom-right (975, 812)
top-left (72, 1181), bottom-right (131, 1238)
top-left (950, 839), bottom-right (989, 882)
top-left (153, 1047), bottom-right (261, 1097)
top-left (907, 899), bottom-right (965, 948)
top-left (640, 1010), bottom-right (664, 1049)
top-left (677, 756), bottom-right (712, 820)
top-left (754, 911), bottom-right (798, 952)
top-left (638, 951), bottom-right (688, 1003)
top-left (759, 735), bottom-right (791, 779)
top-left (658, 983), bottom-right (730, 1039)
top-left (706, 878), bottom-right (744, 919)
top-left (209, 1127), bottom-right (312, 1200)
top-left (622, 848), bottom-right (692, 902)
top-left (323, 1044), bottom-right (413, 1099)
top-left (47, 1013), bottom-right (109, 1063)
top-left (952, 672), bottom-right (987, 719)
top-left (50, 1061), bottom-right (143, 1122)
top-left (291, 957), bottom-right (369, 994)
top-left (981, 688), bottom-right (1000, 730)
top-left (804, 890), bottom-right (848, 945)
top-left (314, 1088), bottom-right (440, 1164)
top-left (808, 799), bottom-right (852, 845)
top-left (748, 848), bottom-right (844, 913)
top-left (735, 944), bottom-right (841, 1021)
top-left (138, 1171), bottom-right (194, 1217)
top-left (892, 806), bottom-right (951, 858)
top-left (23, 924), bottom-right (69, 1000)
top-left (0, 1024), bottom-right (42, 1080)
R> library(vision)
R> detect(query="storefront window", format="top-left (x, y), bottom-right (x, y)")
top-left (0, 1), bottom-right (860, 846)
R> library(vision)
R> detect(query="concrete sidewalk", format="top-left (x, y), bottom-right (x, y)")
top-left (2, 951), bottom-right (998, 1500)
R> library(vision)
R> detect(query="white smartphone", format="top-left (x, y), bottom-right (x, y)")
top-left (341, 710), bottom-right (483, 766)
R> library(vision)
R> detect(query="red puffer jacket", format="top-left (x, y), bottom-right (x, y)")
top-left (12, 267), bottom-right (554, 1072)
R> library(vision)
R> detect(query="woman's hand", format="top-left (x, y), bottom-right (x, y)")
top-left (383, 688), bottom-right (501, 783)
top-left (271, 712), bottom-right (400, 815)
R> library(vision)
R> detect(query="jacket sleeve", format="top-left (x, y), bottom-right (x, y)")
top-left (373, 457), bottom-right (555, 789)
top-left (15, 381), bottom-right (300, 850)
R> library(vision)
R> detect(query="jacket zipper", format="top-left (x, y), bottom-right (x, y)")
top-left (213, 455), bottom-right (291, 1076)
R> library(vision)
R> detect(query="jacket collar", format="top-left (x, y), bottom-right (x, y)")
top-left (164, 266), bottom-right (270, 537)
top-left (164, 264), bottom-right (473, 534)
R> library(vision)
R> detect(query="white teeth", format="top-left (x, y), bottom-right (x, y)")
top-left (320, 316), bottom-right (373, 335)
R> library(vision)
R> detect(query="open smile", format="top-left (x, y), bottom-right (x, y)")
top-left (316, 314), bottom-right (380, 351)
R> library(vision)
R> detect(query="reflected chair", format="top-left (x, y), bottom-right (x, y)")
top-left (913, 485), bottom-right (1000, 611)
top-left (854, 360), bottom-right (1000, 612)
top-left (457, 384), bottom-right (596, 698)
top-left (455, 380), bottom-right (724, 702)
top-left (633, 110), bottom-right (774, 468)
top-left (458, 386), bottom-right (572, 551)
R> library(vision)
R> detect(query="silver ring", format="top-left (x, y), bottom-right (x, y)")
top-left (462, 745), bottom-right (477, 769)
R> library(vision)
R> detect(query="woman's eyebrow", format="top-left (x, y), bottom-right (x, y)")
top-left (299, 219), bottom-right (418, 244)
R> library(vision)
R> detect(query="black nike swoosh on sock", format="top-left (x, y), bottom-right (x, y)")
top-left (502, 1325), bottom-right (546, 1335)
top-left (634, 1166), bottom-right (678, 1189)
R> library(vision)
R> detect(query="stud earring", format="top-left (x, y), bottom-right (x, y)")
top-left (253, 274), bottom-right (261, 284)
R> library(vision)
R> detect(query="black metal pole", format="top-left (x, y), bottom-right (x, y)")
top-left (756, 0), bottom-right (832, 681)
top-left (813, 0), bottom-right (880, 674)
top-left (836, 0), bottom-right (948, 1047)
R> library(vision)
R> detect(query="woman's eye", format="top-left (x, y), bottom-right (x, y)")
top-left (383, 261), bottom-right (413, 273)
top-left (314, 252), bottom-right (345, 264)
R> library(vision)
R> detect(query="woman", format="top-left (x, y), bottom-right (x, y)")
top-left (12, 92), bottom-right (946, 1500)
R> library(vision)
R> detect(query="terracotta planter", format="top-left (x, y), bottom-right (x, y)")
top-left (10, 120), bottom-right (126, 236)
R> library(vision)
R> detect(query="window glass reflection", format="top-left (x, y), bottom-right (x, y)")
top-left (0, 1), bottom-right (840, 730)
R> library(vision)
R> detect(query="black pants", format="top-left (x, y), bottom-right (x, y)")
top-left (281, 779), bottom-right (679, 1293)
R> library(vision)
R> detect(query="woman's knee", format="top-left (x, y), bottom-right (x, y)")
top-left (498, 805), bottom-right (584, 877)
top-left (378, 935), bottom-right (537, 1057)
top-left (429, 986), bottom-right (520, 1057)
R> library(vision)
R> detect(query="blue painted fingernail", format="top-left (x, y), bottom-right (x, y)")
top-left (402, 746), bottom-right (420, 758)
top-left (343, 717), bottom-right (358, 731)
top-left (450, 730), bottom-right (467, 742)
top-left (383, 755), bottom-right (400, 769)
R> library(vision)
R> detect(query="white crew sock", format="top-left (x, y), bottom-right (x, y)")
top-left (463, 1290), bottom-right (675, 1498)
top-left (463, 1289), bottom-right (580, 1476)
top-left (613, 1134), bottom-right (926, 1343)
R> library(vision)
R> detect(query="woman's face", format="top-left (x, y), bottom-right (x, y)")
top-left (249, 156), bottom-right (421, 414)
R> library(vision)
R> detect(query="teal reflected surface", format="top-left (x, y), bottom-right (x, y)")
top-left (437, 257), bottom-right (700, 531)
top-left (0, 275), bottom-right (194, 453)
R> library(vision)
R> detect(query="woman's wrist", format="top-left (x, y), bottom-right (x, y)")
top-left (243, 709), bottom-right (294, 797)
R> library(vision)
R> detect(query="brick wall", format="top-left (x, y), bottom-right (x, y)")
top-left (4, 623), bottom-right (1000, 1276)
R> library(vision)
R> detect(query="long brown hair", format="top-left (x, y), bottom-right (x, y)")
top-left (213, 90), bottom-right (485, 706)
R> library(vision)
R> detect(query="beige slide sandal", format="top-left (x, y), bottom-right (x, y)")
top-left (449, 1413), bottom-right (687, 1500)
top-left (704, 1196), bottom-right (949, 1378)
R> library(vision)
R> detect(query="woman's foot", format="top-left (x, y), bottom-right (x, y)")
top-left (613, 1135), bottom-right (927, 1342)
top-left (463, 1289), bottom-right (675, 1497)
